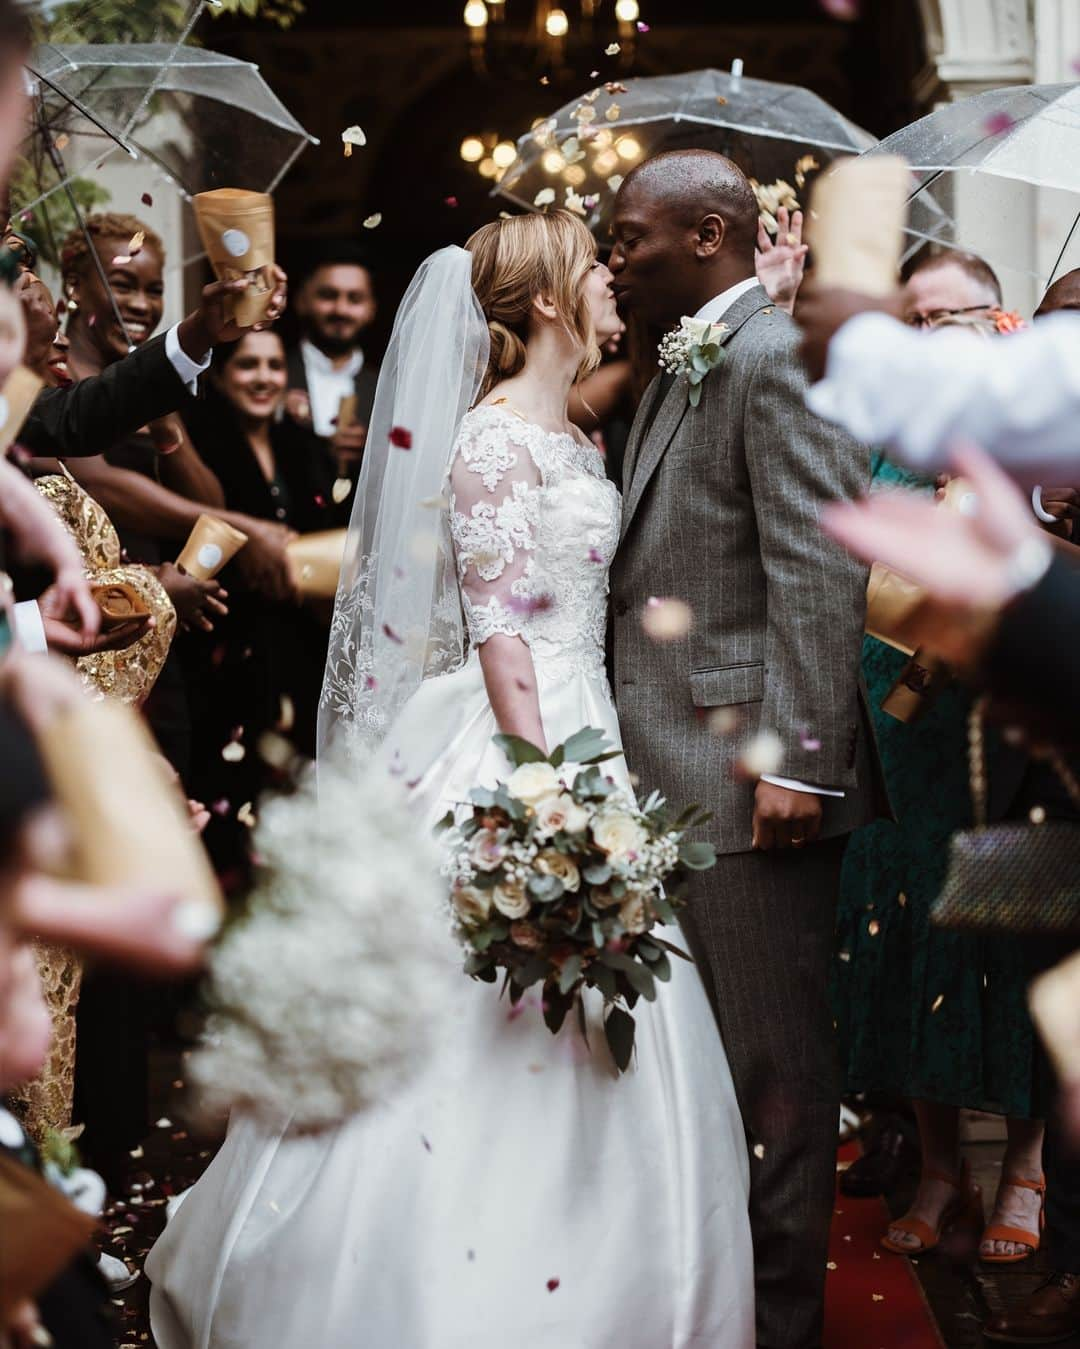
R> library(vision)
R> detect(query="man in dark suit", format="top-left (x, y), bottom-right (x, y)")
top-left (609, 150), bottom-right (883, 1349)
top-left (284, 243), bottom-right (379, 514)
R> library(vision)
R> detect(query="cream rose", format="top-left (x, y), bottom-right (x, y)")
top-left (452, 884), bottom-right (491, 925)
top-left (533, 792), bottom-right (590, 839)
top-left (506, 761), bottom-right (561, 806)
top-left (493, 879), bottom-right (530, 919)
top-left (618, 891), bottom-right (650, 934)
top-left (535, 849), bottom-right (581, 892)
top-left (468, 828), bottom-right (507, 873)
top-left (681, 316), bottom-right (726, 346)
top-left (592, 811), bottom-right (648, 861)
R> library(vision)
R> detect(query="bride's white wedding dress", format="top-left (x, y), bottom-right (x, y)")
top-left (147, 404), bottom-right (754, 1348)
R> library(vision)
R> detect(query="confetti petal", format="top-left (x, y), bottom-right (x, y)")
top-left (738, 729), bottom-right (784, 778)
top-left (128, 230), bottom-right (145, 256)
top-left (389, 425), bottom-right (413, 449)
top-left (984, 111), bottom-right (1014, 136)
top-left (444, 196), bottom-right (459, 207)
top-left (221, 740), bottom-right (245, 763)
top-left (605, 42), bottom-right (621, 55)
top-left (363, 213), bottom-right (382, 229)
top-left (636, 19), bottom-right (649, 31)
top-left (534, 187), bottom-right (556, 208)
top-left (341, 124), bottom-right (367, 148)
top-left (641, 596), bottom-right (692, 642)
top-left (819, 0), bottom-right (859, 16)
top-left (547, 1277), bottom-right (561, 1292)
top-left (332, 476), bottom-right (352, 504)
top-left (141, 192), bottom-right (153, 207)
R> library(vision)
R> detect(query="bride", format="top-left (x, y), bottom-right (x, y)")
top-left (147, 211), bottom-right (754, 1347)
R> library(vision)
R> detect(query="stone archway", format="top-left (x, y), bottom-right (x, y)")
top-left (917, 0), bottom-right (1080, 101)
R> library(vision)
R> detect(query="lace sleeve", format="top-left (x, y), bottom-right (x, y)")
top-left (449, 412), bottom-right (543, 648)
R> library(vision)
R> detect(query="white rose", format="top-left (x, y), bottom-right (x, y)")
top-left (535, 849), bottom-right (581, 893)
top-left (506, 761), bottom-right (561, 806)
top-left (534, 792), bottom-right (590, 839)
top-left (681, 316), bottom-right (711, 343)
top-left (452, 884), bottom-right (491, 925)
top-left (468, 828), bottom-right (507, 872)
top-left (493, 879), bottom-right (530, 919)
top-left (592, 811), bottom-right (648, 861)
top-left (618, 891), bottom-right (650, 934)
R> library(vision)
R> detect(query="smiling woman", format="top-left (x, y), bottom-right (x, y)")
top-left (61, 212), bottom-right (165, 360)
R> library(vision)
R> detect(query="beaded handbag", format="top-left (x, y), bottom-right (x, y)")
top-left (932, 700), bottom-right (1080, 934)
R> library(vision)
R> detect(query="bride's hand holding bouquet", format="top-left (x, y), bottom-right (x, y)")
top-left (440, 728), bottom-right (716, 1072)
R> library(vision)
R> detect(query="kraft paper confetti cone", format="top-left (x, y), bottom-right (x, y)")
top-left (286, 528), bottom-right (347, 598)
top-left (193, 189), bottom-right (276, 328)
top-left (35, 697), bottom-right (224, 917)
top-left (0, 365), bottom-right (44, 455)
top-left (176, 514), bottom-right (249, 580)
top-left (0, 1153), bottom-right (97, 1321)
top-left (807, 155), bottom-right (908, 297)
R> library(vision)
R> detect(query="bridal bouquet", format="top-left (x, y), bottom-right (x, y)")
top-left (439, 728), bottom-right (716, 1072)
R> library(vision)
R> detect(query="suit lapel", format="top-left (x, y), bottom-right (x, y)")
top-left (619, 284), bottom-right (775, 544)
top-left (621, 373), bottom-right (663, 495)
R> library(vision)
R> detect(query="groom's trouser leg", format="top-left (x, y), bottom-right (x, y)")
top-left (678, 838), bottom-right (845, 1349)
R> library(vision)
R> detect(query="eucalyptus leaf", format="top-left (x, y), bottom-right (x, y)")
top-left (527, 874), bottom-right (565, 904)
top-left (604, 1006), bottom-right (636, 1072)
top-left (561, 726), bottom-right (612, 764)
top-left (543, 984), bottom-right (572, 1034)
top-left (590, 962), bottom-right (617, 1000)
top-left (653, 936), bottom-right (694, 962)
top-left (434, 810), bottom-right (455, 832)
top-left (583, 862), bottom-right (612, 886)
top-left (652, 951), bottom-right (672, 983)
top-left (558, 953), bottom-right (583, 994)
top-left (678, 840), bottom-right (717, 871)
top-left (493, 733), bottom-right (548, 766)
top-left (517, 955), bottom-right (550, 988)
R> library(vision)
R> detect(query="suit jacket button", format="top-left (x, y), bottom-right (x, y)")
top-left (614, 599), bottom-right (629, 617)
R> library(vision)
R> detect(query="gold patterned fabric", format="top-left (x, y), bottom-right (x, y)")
top-left (7, 943), bottom-right (82, 1148)
top-left (34, 471), bottom-right (176, 705)
top-left (10, 473), bottom-right (177, 1144)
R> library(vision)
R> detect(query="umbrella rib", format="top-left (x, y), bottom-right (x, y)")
top-left (34, 90), bottom-right (134, 351)
top-left (27, 65), bottom-right (137, 158)
top-left (117, 0), bottom-right (208, 142)
top-left (1046, 205), bottom-right (1080, 290)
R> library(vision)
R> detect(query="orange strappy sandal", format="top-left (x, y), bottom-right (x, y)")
top-left (880, 1163), bottom-right (984, 1256)
top-left (980, 1174), bottom-right (1046, 1265)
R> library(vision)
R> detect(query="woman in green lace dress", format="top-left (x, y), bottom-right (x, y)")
top-left (833, 450), bottom-right (1048, 1262)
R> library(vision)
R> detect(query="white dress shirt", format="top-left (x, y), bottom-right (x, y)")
top-left (807, 311), bottom-right (1080, 487)
top-left (13, 599), bottom-right (46, 652)
top-left (165, 323), bottom-right (212, 395)
top-left (693, 280), bottom-right (844, 801)
top-left (300, 339), bottom-right (365, 439)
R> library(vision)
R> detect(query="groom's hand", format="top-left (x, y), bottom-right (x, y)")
top-left (752, 781), bottom-right (823, 851)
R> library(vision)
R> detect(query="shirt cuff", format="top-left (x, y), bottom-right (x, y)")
top-left (760, 773), bottom-right (845, 799)
top-left (13, 600), bottom-right (47, 653)
top-left (166, 322), bottom-right (211, 395)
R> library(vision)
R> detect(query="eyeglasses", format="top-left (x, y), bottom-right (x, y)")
top-left (905, 304), bottom-right (992, 329)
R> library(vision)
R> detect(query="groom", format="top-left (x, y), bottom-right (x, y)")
top-left (609, 150), bottom-right (882, 1349)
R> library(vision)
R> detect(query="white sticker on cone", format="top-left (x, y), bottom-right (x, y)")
top-left (222, 229), bottom-right (251, 259)
top-left (197, 543), bottom-right (224, 571)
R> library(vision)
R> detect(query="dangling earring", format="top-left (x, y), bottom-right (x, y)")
top-left (66, 296), bottom-right (77, 312)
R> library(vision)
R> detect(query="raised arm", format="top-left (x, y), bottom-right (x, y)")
top-left (449, 418), bottom-right (547, 753)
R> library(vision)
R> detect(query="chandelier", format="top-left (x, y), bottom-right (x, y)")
top-left (462, 1), bottom-right (645, 76)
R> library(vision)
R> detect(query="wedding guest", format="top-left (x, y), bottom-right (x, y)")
top-left (834, 317), bottom-right (1050, 1263)
top-left (284, 241), bottom-right (379, 511)
top-left (182, 329), bottom-right (331, 870)
top-left (797, 282), bottom-right (1080, 485)
top-left (901, 249), bottom-right (1002, 329)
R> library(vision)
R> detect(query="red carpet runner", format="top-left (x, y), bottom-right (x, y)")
top-left (824, 1144), bottom-right (945, 1349)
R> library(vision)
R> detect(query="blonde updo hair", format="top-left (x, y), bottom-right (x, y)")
top-left (466, 210), bottom-right (601, 399)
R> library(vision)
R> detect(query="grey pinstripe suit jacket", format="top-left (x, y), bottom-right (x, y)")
top-left (610, 283), bottom-right (882, 856)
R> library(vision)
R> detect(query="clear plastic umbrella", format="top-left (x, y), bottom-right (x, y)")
top-left (495, 65), bottom-right (875, 231)
top-left (865, 84), bottom-right (1080, 286)
top-left (20, 42), bottom-right (319, 216)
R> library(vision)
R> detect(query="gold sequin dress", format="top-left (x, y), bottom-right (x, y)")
top-left (9, 470), bottom-right (176, 1145)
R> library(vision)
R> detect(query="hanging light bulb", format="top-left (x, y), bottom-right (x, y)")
top-left (563, 164), bottom-right (587, 186)
top-left (593, 148), bottom-right (619, 176)
top-left (492, 140), bottom-right (517, 169)
top-left (545, 8), bottom-right (569, 37)
top-left (616, 135), bottom-right (643, 161)
top-left (478, 157), bottom-right (499, 179)
top-left (614, 0), bottom-right (639, 19)
top-left (541, 148), bottom-right (567, 174)
top-left (463, 1), bottom-right (488, 28)
top-left (460, 136), bottom-right (485, 163)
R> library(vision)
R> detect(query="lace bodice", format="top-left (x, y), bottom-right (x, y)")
top-left (448, 404), bottom-right (620, 680)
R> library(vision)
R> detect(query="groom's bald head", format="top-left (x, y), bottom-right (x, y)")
top-left (610, 150), bottom-right (759, 327)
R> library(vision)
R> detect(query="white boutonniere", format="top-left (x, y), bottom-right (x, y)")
top-left (657, 316), bottom-right (729, 407)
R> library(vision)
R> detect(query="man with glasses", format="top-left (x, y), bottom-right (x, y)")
top-left (902, 249), bottom-right (1002, 329)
